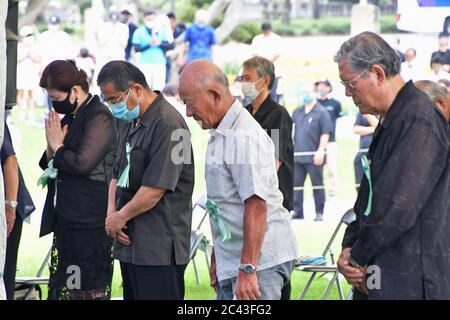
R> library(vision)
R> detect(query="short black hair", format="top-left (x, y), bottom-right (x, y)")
top-left (438, 32), bottom-right (449, 39)
top-left (97, 60), bottom-right (149, 91)
top-left (167, 12), bottom-right (176, 20)
top-left (431, 55), bottom-right (445, 65)
top-left (261, 22), bottom-right (272, 32)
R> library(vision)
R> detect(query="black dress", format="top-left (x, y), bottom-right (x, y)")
top-left (39, 94), bottom-right (117, 300)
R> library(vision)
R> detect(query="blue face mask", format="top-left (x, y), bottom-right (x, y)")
top-left (108, 88), bottom-right (140, 121)
top-left (303, 94), bottom-right (314, 105)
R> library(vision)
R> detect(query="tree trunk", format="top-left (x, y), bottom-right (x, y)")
top-left (312, 0), bottom-right (320, 19)
top-left (18, 0), bottom-right (51, 28)
top-left (207, 0), bottom-right (232, 24)
top-left (214, 0), bottom-right (243, 44)
top-left (282, 0), bottom-right (292, 24)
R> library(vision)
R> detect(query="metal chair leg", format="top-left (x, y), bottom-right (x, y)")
top-left (192, 257), bottom-right (200, 285)
top-left (335, 273), bottom-right (345, 300)
top-left (299, 272), bottom-right (317, 300)
top-left (322, 272), bottom-right (339, 300)
top-left (346, 287), bottom-right (354, 300)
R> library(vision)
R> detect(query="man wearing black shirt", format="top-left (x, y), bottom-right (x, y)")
top-left (240, 56), bottom-right (294, 300)
top-left (335, 32), bottom-right (450, 300)
top-left (98, 61), bottom-right (194, 300)
top-left (316, 79), bottom-right (342, 197)
top-left (241, 56), bottom-right (294, 213)
top-left (431, 32), bottom-right (450, 72)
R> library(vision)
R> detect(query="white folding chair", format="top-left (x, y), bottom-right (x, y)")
top-left (190, 193), bottom-right (213, 285)
top-left (15, 247), bottom-right (51, 300)
top-left (296, 208), bottom-right (356, 300)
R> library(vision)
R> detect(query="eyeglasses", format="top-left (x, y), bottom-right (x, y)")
top-left (340, 69), bottom-right (369, 90)
top-left (104, 87), bottom-right (132, 107)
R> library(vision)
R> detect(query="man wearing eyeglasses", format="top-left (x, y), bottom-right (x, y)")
top-left (97, 60), bottom-right (195, 300)
top-left (335, 32), bottom-right (450, 300)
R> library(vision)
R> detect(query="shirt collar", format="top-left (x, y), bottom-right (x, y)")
top-left (137, 91), bottom-right (163, 128)
top-left (303, 102), bottom-right (321, 114)
top-left (211, 99), bottom-right (243, 137)
top-left (381, 80), bottom-right (414, 129)
top-left (246, 95), bottom-right (273, 119)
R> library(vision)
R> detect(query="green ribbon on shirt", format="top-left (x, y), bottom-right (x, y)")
top-left (117, 143), bottom-right (131, 188)
top-left (206, 199), bottom-right (231, 243)
top-left (361, 155), bottom-right (373, 217)
top-left (37, 159), bottom-right (58, 188)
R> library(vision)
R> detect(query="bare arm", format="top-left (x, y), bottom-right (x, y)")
top-left (364, 114), bottom-right (379, 127)
top-left (235, 195), bottom-right (267, 300)
top-left (317, 133), bottom-right (330, 152)
top-left (241, 195), bottom-right (267, 266)
top-left (3, 155), bottom-right (19, 237)
top-left (276, 160), bottom-right (282, 171)
top-left (119, 185), bottom-right (166, 222)
top-left (105, 185), bottom-right (166, 241)
top-left (354, 125), bottom-right (375, 136)
top-left (107, 179), bottom-right (117, 216)
top-left (313, 133), bottom-right (330, 167)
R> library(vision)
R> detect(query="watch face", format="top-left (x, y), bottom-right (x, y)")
top-left (241, 264), bottom-right (256, 273)
top-left (245, 265), bottom-right (254, 273)
top-left (6, 200), bottom-right (17, 208)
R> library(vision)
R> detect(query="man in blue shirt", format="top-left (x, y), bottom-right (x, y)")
top-left (182, 9), bottom-right (217, 63)
top-left (132, 9), bottom-right (173, 91)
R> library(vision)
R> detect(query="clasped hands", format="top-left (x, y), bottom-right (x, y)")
top-left (105, 209), bottom-right (131, 246)
top-left (45, 111), bottom-right (68, 153)
top-left (337, 248), bottom-right (369, 294)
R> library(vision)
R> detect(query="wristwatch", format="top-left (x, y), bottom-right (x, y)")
top-left (239, 263), bottom-right (257, 274)
top-left (5, 200), bottom-right (18, 208)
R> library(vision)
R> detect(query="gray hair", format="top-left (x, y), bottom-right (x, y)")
top-left (242, 56), bottom-right (275, 90)
top-left (415, 80), bottom-right (449, 102)
top-left (334, 31), bottom-right (400, 78)
top-left (203, 68), bottom-right (229, 89)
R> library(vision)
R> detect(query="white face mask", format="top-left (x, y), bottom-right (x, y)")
top-left (241, 78), bottom-right (263, 102)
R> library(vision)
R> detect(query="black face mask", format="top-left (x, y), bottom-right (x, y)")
top-left (52, 91), bottom-right (78, 115)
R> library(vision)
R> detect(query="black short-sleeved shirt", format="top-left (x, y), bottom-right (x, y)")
top-left (1, 123), bottom-right (35, 220)
top-left (113, 93), bottom-right (195, 266)
top-left (317, 97), bottom-right (342, 142)
top-left (292, 103), bottom-right (333, 164)
top-left (354, 113), bottom-right (375, 151)
top-left (245, 96), bottom-right (294, 211)
top-left (431, 49), bottom-right (450, 65)
top-left (343, 81), bottom-right (450, 299)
